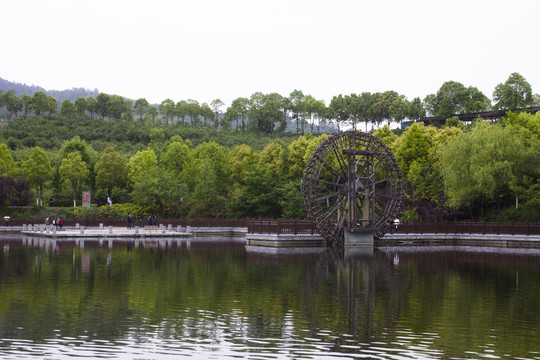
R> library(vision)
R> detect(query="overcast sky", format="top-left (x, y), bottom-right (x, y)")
top-left (1, 0), bottom-right (538, 107)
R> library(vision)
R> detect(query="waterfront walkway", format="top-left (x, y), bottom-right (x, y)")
top-left (3, 225), bottom-right (540, 250)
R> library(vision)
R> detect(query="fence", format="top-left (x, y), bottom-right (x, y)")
top-left (3, 217), bottom-right (540, 236)
top-left (394, 221), bottom-right (540, 236)
top-left (5, 217), bottom-right (249, 228)
top-left (247, 219), bottom-right (315, 235)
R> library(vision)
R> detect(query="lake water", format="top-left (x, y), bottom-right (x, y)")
top-left (0, 234), bottom-right (540, 359)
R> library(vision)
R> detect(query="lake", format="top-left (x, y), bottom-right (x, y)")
top-left (0, 234), bottom-right (539, 359)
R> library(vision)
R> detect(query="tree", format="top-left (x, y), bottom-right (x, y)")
top-left (59, 152), bottom-right (89, 207)
top-left (289, 90), bottom-right (305, 133)
top-left (185, 99), bottom-right (200, 125)
top-left (0, 143), bottom-right (19, 178)
top-left (21, 147), bottom-right (53, 206)
top-left (210, 99), bottom-right (224, 128)
top-left (74, 97), bottom-right (87, 116)
top-left (424, 81), bottom-right (490, 117)
top-left (94, 147), bottom-right (126, 198)
top-left (127, 149), bottom-right (158, 184)
top-left (31, 91), bottom-right (49, 115)
top-left (108, 95), bottom-right (127, 120)
top-left (159, 99), bottom-right (176, 124)
top-left (162, 140), bottom-right (191, 178)
top-left (96, 93), bottom-right (111, 118)
top-left (60, 99), bottom-right (76, 117)
top-left (200, 102), bottom-right (214, 126)
top-left (407, 97), bottom-right (426, 121)
top-left (134, 98), bottom-right (149, 121)
top-left (21, 94), bottom-right (32, 115)
top-left (438, 122), bottom-right (537, 215)
top-left (86, 96), bottom-right (97, 118)
top-left (225, 97), bottom-right (249, 130)
top-left (248, 92), bottom-right (283, 133)
top-left (3, 90), bottom-right (22, 119)
top-left (61, 136), bottom-right (95, 165)
top-left (493, 72), bottom-right (534, 110)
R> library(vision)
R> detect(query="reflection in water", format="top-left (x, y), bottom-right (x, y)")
top-left (0, 235), bottom-right (539, 359)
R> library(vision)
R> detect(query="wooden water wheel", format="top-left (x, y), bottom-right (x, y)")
top-left (301, 130), bottom-right (403, 247)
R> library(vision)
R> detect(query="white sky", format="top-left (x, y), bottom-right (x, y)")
top-left (1, 0), bottom-right (538, 107)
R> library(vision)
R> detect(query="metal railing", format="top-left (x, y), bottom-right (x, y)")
top-left (247, 219), bottom-right (315, 235)
top-left (5, 217), bottom-right (249, 228)
top-left (4, 217), bottom-right (540, 236)
top-left (393, 221), bottom-right (540, 236)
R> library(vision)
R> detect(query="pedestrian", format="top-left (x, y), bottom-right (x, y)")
top-left (127, 214), bottom-right (132, 229)
top-left (153, 215), bottom-right (158, 226)
top-left (59, 218), bottom-right (64, 230)
top-left (3, 215), bottom-right (10, 227)
top-left (107, 196), bottom-right (112, 205)
top-left (148, 216), bottom-right (152, 226)
top-left (393, 218), bottom-right (400, 231)
top-left (46, 217), bottom-right (50, 226)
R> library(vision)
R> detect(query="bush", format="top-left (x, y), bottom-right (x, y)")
top-left (73, 203), bottom-right (150, 218)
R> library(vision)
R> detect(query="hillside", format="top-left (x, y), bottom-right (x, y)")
top-left (0, 77), bottom-right (98, 103)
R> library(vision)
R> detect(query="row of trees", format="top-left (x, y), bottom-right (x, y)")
top-left (2, 73), bottom-right (538, 134)
top-left (0, 110), bottom-right (538, 221)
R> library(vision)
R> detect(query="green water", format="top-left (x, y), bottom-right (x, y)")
top-left (0, 235), bottom-right (539, 359)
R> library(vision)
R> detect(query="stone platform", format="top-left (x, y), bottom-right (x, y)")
top-left (21, 224), bottom-right (192, 239)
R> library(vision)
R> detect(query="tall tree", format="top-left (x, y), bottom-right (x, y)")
top-left (493, 72), bottom-right (534, 110)
top-left (94, 147), bottom-right (126, 198)
top-left (21, 147), bottom-right (53, 206)
top-left (159, 98), bottom-right (176, 124)
top-left (134, 98), bottom-right (149, 121)
top-left (0, 143), bottom-right (19, 178)
top-left (60, 99), bottom-right (76, 116)
top-left (74, 97), bottom-right (87, 116)
top-left (59, 152), bottom-right (89, 207)
top-left (86, 96), bottom-right (97, 118)
top-left (210, 99), bottom-right (224, 128)
top-left (96, 93), bottom-right (111, 118)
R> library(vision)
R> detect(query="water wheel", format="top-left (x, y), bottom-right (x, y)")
top-left (301, 130), bottom-right (403, 247)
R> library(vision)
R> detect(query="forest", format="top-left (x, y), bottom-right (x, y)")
top-left (0, 72), bottom-right (538, 221)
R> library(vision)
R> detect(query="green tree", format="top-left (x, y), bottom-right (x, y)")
top-left (60, 99), bottom-right (76, 117)
top-left (59, 152), bottom-right (89, 207)
top-left (162, 140), bottom-right (191, 178)
top-left (134, 98), bottom-right (149, 121)
top-left (31, 91), bottom-right (49, 115)
top-left (86, 96), bottom-right (97, 118)
top-left (210, 99), bottom-right (224, 128)
top-left (94, 147), bottom-right (126, 198)
top-left (4, 90), bottom-right (22, 119)
top-left (159, 99), bottom-right (176, 124)
top-left (21, 94), bottom-right (32, 115)
top-left (74, 97), bottom-right (87, 116)
top-left (96, 93), bottom-right (111, 118)
top-left (439, 122), bottom-right (537, 215)
top-left (108, 94), bottom-right (127, 120)
top-left (21, 146), bottom-right (53, 206)
top-left (493, 72), bottom-right (534, 110)
top-left (127, 149), bottom-right (158, 184)
top-left (0, 143), bottom-right (19, 178)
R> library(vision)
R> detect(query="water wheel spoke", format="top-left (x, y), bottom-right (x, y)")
top-left (314, 154), bottom-right (342, 179)
top-left (317, 197), bottom-right (345, 222)
top-left (374, 175), bottom-right (399, 185)
top-left (314, 191), bottom-right (343, 203)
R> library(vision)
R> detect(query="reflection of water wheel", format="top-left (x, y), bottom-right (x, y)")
top-left (301, 131), bottom-right (403, 247)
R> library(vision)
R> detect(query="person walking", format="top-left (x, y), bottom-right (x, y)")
top-left (127, 214), bottom-right (132, 229)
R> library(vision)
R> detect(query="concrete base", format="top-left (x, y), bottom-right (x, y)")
top-left (344, 229), bottom-right (374, 247)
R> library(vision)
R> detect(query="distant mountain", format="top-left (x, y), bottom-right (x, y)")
top-left (0, 77), bottom-right (99, 103)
